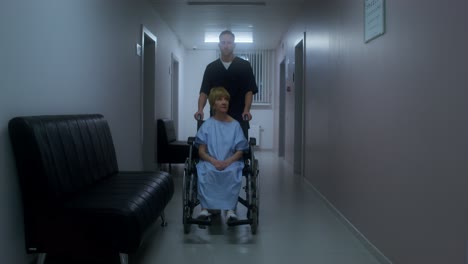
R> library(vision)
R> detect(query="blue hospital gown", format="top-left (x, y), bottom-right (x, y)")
top-left (195, 118), bottom-right (249, 210)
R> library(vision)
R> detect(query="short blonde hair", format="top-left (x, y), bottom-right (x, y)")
top-left (208, 87), bottom-right (230, 108)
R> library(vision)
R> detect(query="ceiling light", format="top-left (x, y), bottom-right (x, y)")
top-left (204, 32), bottom-right (220, 43)
top-left (204, 31), bottom-right (253, 43)
top-left (235, 32), bottom-right (254, 43)
top-left (187, 1), bottom-right (266, 6)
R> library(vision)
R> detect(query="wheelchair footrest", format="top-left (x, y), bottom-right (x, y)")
top-left (226, 219), bottom-right (251, 227)
top-left (188, 217), bottom-right (212, 226)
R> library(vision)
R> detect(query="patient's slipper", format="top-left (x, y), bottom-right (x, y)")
top-left (197, 209), bottom-right (211, 219)
top-left (226, 210), bottom-right (238, 222)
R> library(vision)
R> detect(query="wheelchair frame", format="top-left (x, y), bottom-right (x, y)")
top-left (182, 135), bottom-right (259, 234)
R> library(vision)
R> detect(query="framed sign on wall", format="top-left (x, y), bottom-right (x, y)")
top-left (364, 0), bottom-right (385, 43)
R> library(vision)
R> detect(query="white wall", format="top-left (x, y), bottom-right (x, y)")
top-left (279, 1), bottom-right (468, 263)
top-left (249, 107), bottom-right (274, 149)
top-left (0, 0), bottom-right (183, 263)
top-left (179, 50), bottom-right (218, 140)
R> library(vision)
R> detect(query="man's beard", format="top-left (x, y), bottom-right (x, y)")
top-left (221, 49), bottom-right (233, 57)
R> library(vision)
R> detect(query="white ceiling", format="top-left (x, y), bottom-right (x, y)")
top-left (148, 0), bottom-right (307, 50)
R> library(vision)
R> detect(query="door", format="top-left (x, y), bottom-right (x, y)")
top-left (293, 35), bottom-right (305, 176)
top-left (141, 26), bottom-right (157, 171)
top-left (279, 58), bottom-right (286, 158)
top-left (171, 54), bottom-right (180, 136)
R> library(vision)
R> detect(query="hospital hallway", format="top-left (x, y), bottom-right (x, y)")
top-left (132, 150), bottom-right (382, 264)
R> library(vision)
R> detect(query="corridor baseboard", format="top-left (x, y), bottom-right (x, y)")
top-left (303, 178), bottom-right (393, 264)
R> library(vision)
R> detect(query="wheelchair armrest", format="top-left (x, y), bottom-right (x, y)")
top-left (187, 136), bottom-right (195, 145)
top-left (249, 137), bottom-right (256, 146)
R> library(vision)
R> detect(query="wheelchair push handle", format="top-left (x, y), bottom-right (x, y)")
top-left (196, 114), bottom-right (204, 130)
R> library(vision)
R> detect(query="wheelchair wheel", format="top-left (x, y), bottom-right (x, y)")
top-left (182, 160), bottom-right (192, 234)
top-left (250, 159), bottom-right (259, 234)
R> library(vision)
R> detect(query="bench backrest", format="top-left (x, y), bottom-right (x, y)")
top-left (157, 118), bottom-right (177, 144)
top-left (9, 114), bottom-right (119, 202)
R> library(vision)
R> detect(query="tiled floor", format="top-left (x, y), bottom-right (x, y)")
top-left (133, 150), bottom-right (382, 264)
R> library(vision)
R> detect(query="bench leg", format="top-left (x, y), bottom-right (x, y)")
top-left (36, 253), bottom-right (46, 264)
top-left (119, 253), bottom-right (128, 264)
top-left (160, 211), bottom-right (168, 227)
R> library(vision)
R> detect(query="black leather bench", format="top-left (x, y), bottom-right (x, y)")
top-left (8, 114), bottom-right (174, 263)
top-left (156, 118), bottom-right (190, 168)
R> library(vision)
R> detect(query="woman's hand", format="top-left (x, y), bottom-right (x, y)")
top-left (213, 150), bottom-right (243, 171)
top-left (211, 160), bottom-right (230, 171)
top-left (199, 145), bottom-right (243, 171)
top-left (199, 144), bottom-right (228, 170)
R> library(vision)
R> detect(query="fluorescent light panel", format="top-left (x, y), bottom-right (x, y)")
top-left (204, 31), bottom-right (253, 43)
top-left (188, 1), bottom-right (266, 6)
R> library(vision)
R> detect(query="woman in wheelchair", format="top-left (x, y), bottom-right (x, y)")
top-left (194, 87), bottom-right (249, 222)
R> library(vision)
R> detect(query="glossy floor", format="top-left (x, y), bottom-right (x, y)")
top-left (133, 150), bottom-right (382, 264)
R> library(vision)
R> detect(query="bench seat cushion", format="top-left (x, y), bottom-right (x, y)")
top-left (43, 171), bottom-right (173, 254)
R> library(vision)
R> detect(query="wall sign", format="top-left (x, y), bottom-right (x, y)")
top-left (364, 0), bottom-right (385, 43)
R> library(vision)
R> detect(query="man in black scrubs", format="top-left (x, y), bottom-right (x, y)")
top-left (194, 30), bottom-right (258, 138)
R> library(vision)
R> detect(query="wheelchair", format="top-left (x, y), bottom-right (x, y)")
top-left (182, 120), bottom-right (260, 234)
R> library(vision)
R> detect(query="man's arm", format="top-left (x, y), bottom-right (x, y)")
top-left (242, 91), bottom-right (253, 121)
top-left (242, 60), bottom-right (257, 121)
top-left (196, 63), bottom-right (212, 120)
top-left (194, 92), bottom-right (208, 120)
